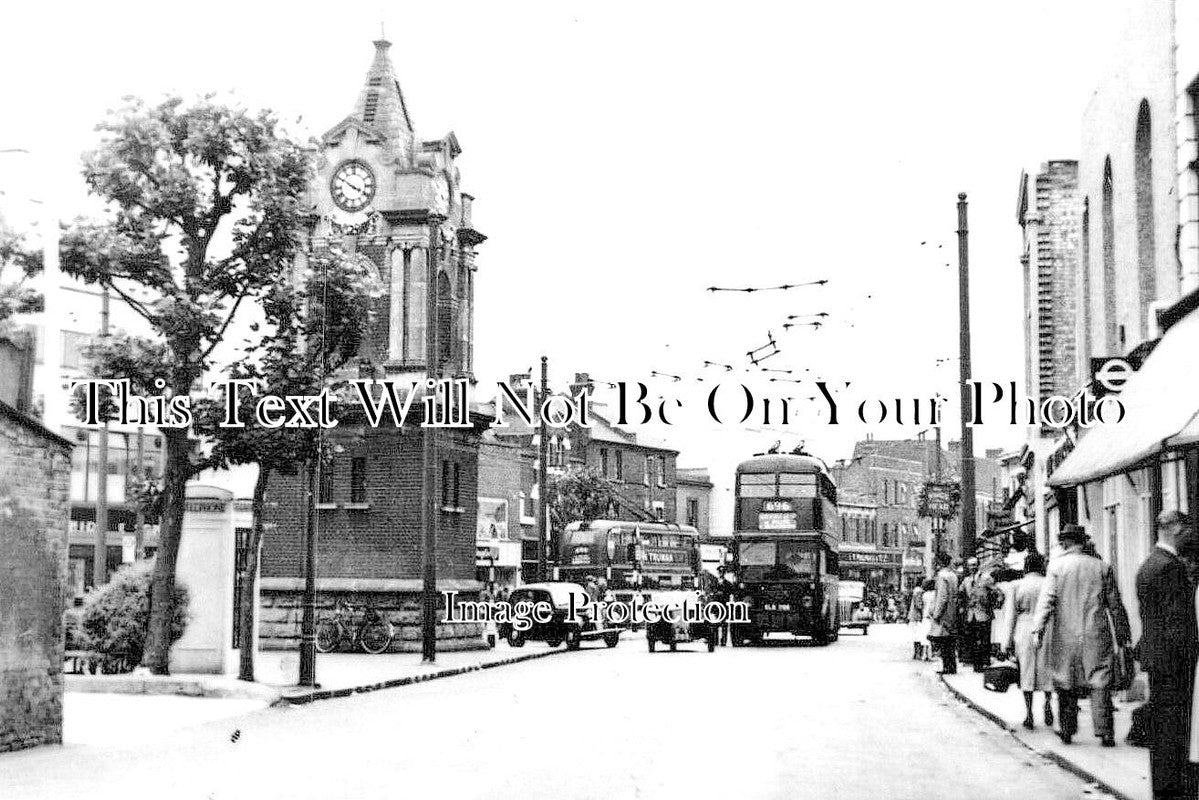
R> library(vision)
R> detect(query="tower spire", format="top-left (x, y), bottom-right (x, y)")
top-left (352, 37), bottom-right (413, 143)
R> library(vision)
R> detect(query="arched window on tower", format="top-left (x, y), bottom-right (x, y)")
top-left (1101, 157), bottom-right (1118, 352)
top-left (1134, 100), bottom-right (1156, 339)
top-left (436, 270), bottom-right (455, 367)
top-left (405, 248), bottom-right (427, 362)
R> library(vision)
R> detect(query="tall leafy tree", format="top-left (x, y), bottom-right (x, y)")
top-left (0, 226), bottom-right (43, 328)
top-left (199, 254), bottom-right (376, 681)
top-left (546, 468), bottom-right (618, 533)
top-left (61, 96), bottom-right (321, 674)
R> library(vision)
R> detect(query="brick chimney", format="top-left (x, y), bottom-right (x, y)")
top-left (508, 371), bottom-right (532, 392)
top-left (570, 372), bottom-right (594, 398)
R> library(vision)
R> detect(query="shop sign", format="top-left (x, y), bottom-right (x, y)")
top-left (918, 482), bottom-right (960, 519)
top-left (841, 551), bottom-right (900, 566)
top-left (1090, 357), bottom-right (1136, 397)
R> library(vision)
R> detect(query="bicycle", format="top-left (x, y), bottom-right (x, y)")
top-left (315, 599), bottom-right (394, 654)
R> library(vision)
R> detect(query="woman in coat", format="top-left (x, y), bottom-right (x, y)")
top-left (1003, 551), bottom-right (1053, 729)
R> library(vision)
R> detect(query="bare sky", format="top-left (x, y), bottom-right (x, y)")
top-left (0, 0), bottom-right (1136, 530)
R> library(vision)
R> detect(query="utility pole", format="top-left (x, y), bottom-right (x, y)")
top-left (536, 356), bottom-right (549, 582)
top-left (956, 193), bottom-right (977, 560)
top-left (92, 288), bottom-right (110, 587)
top-left (421, 233), bottom-right (442, 663)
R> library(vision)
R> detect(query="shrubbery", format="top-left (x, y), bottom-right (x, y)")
top-left (80, 558), bottom-right (188, 672)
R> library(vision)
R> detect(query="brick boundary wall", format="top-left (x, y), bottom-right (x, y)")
top-left (259, 589), bottom-right (485, 652)
top-left (0, 407), bottom-right (72, 753)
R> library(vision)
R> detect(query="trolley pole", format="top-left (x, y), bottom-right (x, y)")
top-left (536, 356), bottom-right (549, 582)
top-left (956, 193), bottom-right (977, 560)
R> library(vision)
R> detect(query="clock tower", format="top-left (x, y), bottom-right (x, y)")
top-left (258, 39), bottom-right (490, 654)
top-left (309, 37), bottom-right (485, 381)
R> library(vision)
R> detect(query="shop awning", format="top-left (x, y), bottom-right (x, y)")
top-left (1048, 309), bottom-right (1199, 487)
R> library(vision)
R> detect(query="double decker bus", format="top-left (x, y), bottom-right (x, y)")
top-left (732, 451), bottom-right (840, 646)
top-left (557, 520), bottom-right (702, 592)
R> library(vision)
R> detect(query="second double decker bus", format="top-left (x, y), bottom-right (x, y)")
top-left (731, 451), bottom-right (841, 646)
top-left (556, 520), bottom-right (702, 591)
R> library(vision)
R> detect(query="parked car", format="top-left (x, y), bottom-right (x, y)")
top-left (502, 582), bottom-right (623, 650)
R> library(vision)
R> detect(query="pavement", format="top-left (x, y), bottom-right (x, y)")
top-left (253, 639), bottom-right (565, 701)
top-left (937, 658), bottom-right (1150, 800)
top-left (2, 623), bottom-right (1123, 799)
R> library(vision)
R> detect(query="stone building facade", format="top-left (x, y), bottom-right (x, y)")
top-left (0, 401), bottom-right (72, 753)
top-left (258, 37), bottom-right (488, 651)
top-left (676, 467), bottom-right (713, 535)
top-left (832, 437), bottom-right (1002, 578)
top-left (1036, 0), bottom-right (1199, 642)
top-left (476, 433), bottom-right (534, 589)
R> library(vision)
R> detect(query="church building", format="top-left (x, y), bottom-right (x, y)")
top-left (257, 38), bottom-right (489, 651)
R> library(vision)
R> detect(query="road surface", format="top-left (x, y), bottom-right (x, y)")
top-left (0, 625), bottom-right (1111, 799)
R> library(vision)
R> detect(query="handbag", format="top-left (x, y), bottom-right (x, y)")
top-left (1112, 644), bottom-right (1135, 692)
top-left (983, 661), bottom-right (1019, 693)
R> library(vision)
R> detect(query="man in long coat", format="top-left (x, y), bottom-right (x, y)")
top-left (1032, 523), bottom-right (1133, 746)
top-left (930, 551), bottom-right (960, 674)
top-left (1136, 510), bottom-right (1198, 799)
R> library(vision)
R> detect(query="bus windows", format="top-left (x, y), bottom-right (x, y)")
top-left (739, 474), bottom-right (777, 497)
top-left (776, 542), bottom-right (817, 578)
top-left (739, 541), bottom-right (776, 566)
top-left (778, 473), bottom-right (817, 499)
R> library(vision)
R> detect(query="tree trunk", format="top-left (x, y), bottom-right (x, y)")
top-left (237, 468), bottom-right (270, 682)
top-left (143, 428), bottom-right (190, 675)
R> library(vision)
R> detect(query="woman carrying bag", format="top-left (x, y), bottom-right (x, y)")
top-left (1003, 551), bottom-right (1054, 730)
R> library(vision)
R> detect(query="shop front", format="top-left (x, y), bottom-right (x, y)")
top-left (1048, 307), bottom-right (1199, 638)
top-left (839, 548), bottom-right (903, 592)
top-left (476, 496), bottom-right (522, 590)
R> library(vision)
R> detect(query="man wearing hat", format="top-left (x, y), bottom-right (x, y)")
top-left (1136, 510), bottom-right (1199, 799)
top-left (1032, 523), bottom-right (1133, 746)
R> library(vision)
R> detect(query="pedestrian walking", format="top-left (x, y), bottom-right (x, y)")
top-left (929, 552), bottom-right (960, 674)
top-left (908, 585), bottom-right (925, 659)
top-left (960, 557), bottom-right (998, 671)
top-left (1002, 550), bottom-right (1054, 730)
top-left (1031, 523), bottom-right (1133, 746)
top-left (1136, 509), bottom-right (1199, 799)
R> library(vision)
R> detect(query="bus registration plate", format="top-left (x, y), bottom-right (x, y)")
top-left (763, 603), bottom-right (791, 611)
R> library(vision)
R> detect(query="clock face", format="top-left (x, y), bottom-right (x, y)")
top-left (330, 161), bottom-right (376, 212)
